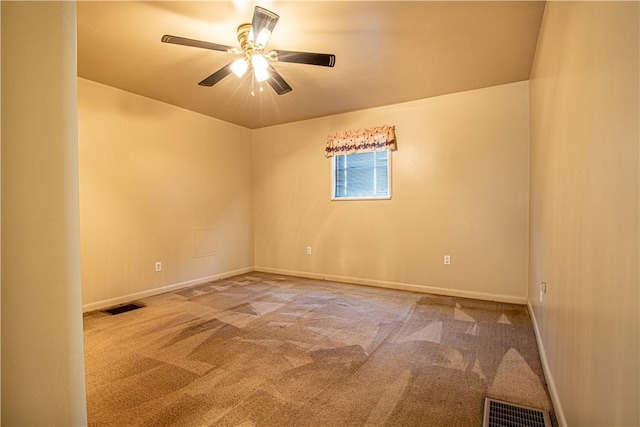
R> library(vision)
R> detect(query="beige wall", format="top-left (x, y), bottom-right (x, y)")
top-left (0, 3), bottom-right (3, 420)
top-left (529, 2), bottom-right (639, 426)
top-left (1, 2), bottom-right (87, 424)
top-left (253, 81), bottom-right (530, 302)
top-left (79, 79), bottom-right (254, 309)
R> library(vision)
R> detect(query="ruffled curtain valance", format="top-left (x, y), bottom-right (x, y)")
top-left (325, 125), bottom-right (397, 157)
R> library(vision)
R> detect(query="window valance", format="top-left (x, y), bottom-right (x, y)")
top-left (325, 124), bottom-right (397, 157)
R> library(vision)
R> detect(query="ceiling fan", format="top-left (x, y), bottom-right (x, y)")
top-left (161, 6), bottom-right (336, 95)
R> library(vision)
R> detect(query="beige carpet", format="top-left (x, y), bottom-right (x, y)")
top-left (84, 272), bottom-right (555, 426)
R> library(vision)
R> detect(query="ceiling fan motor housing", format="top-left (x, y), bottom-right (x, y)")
top-left (236, 23), bottom-right (253, 56)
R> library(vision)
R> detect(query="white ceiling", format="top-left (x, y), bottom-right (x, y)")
top-left (77, 1), bottom-right (546, 129)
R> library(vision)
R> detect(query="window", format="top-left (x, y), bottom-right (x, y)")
top-left (325, 124), bottom-right (396, 200)
top-left (332, 150), bottom-right (391, 200)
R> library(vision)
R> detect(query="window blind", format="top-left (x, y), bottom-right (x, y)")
top-left (333, 150), bottom-right (390, 199)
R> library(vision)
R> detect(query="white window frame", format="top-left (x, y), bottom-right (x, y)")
top-left (331, 150), bottom-right (392, 201)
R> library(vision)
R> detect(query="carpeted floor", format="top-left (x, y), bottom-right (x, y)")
top-left (84, 272), bottom-right (555, 426)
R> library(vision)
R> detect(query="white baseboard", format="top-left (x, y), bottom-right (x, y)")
top-left (254, 266), bottom-right (527, 305)
top-left (527, 301), bottom-right (567, 426)
top-left (82, 266), bottom-right (254, 313)
top-left (84, 263), bottom-right (526, 310)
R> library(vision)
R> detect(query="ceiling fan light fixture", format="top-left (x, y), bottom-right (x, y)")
top-left (249, 6), bottom-right (279, 48)
top-left (254, 67), bottom-right (269, 83)
top-left (254, 28), bottom-right (272, 48)
top-left (251, 54), bottom-right (269, 82)
top-left (231, 58), bottom-right (249, 77)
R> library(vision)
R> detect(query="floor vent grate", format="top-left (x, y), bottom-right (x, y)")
top-left (483, 398), bottom-right (551, 427)
top-left (102, 303), bottom-right (145, 315)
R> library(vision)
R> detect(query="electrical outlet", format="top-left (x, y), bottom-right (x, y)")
top-left (539, 281), bottom-right (547, 302)
top-left (155, 262), bottom-right (162, 272)
top-left (306, 246), bottom-right (312, 255)
top-left (444, 255), bottom-right (451, 265)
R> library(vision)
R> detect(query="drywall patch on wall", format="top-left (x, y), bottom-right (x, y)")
top-left (194, 229), bottom-right (217, 257)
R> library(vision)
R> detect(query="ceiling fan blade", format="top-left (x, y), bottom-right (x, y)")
top-left (161, 35), bottom-right (233, 53)
top-left (250, 6), bottom-right (279, 48)
top-left (271, 50), bottom-right (336, 67)
top-left (266, 65), bottom-right (292, 95)
top-left (198, 62), bottom-right (234, 87)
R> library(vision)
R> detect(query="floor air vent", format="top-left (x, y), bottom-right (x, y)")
top-left (483, 398), bottom-right (552, 427)
top-left (102, 303), bottom-right (144, 315)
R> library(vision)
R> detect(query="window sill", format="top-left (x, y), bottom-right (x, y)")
top-left (331, 196), bottom-right (392, 201)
